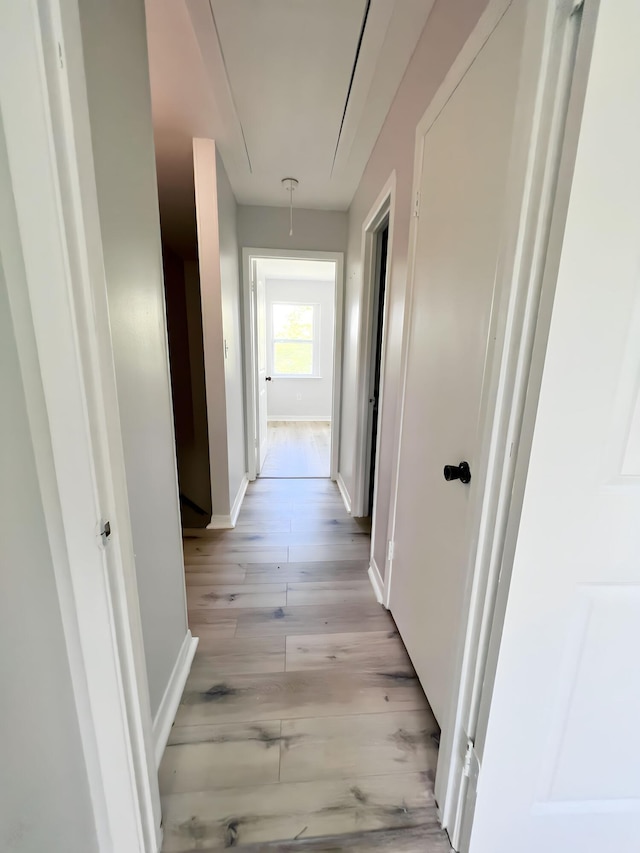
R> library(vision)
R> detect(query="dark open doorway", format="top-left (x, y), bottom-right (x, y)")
top-left (366, 221), bottom-right (389, 516)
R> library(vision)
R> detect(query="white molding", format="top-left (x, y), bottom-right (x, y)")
top-left (207, 515), bottom-right (233, 530)
top-left (230, 474), bottom-right (249, 526)
top-left (368, 559), bottom-right (385, 606)
top-left (414, 0), bottom-right (513, 145)
top-left (152, 631), bottom-right (198, 768)
top-left (267, 415), bottom-right (332, 422)
top-left (206, 474), bottom-right (249, 529)
top-left (241, 247), bottom-right (344, 482)
top-left (353, 171), bottom-right (396, 518)
top-left (336, 473), bottom-right (352, 515)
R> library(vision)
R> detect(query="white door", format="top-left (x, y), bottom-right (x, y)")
top-left (469, 2), bottom-right (640, 851)
top-left (255, 266), bottom-right (269, 473)
top-left (389, 0), bottom-right (526, 727)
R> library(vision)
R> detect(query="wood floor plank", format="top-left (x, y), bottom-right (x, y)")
top-left (189, 620), bottom-right (237, 648)
top-left (243, 495), bottom-right (345, 508)
top-left (286, 580), bottom-right (374, 606)
top-left (245, 561), bottom-right (368, 584)
top-left (160, 721), bottom-right (281, 795)
top-left (289, 542), bottom-right (371, 563)
top-left (285, 630), bottom-right (412, 672)
top-left (183, 547), bottom-right (289, 565)
top-left (250, 476), bottom-right (336, 493)
top-left (179, 824), bottom-right (451, 852)
top-left (184, 567), bottom-right (247, 585)
top-left (279, 710), bottom-right (439, 783)
top-left (233, 602), bottom-right (393, 637)
top-left (290, 517), bottom-right (371, 534)
top-left (187, 583), bottom-right (287, 610)
top-left (233, 513), bottom-right (293, 531)
top-left (189, 637), bottom-right (285, 675)
top-left (175, 668), bottom-right (427, 727)
top-left (286, 503), bottom-right (353, 517)
top-left (184, 518), bottom-right (293, 534)
top-left (161, 772), bottom-right (435, 851)
top-left (183, 560), bottom-right (246, 573)
top-left (185, 531), bottom-right (369, 551)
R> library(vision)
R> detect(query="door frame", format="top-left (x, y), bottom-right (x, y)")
top-left (384, 0), bottom-right (596, 845)
top-left (352, 172), bottom-right (396, 526)
top-left (0, 2), bottom-right (161, 851)
top-left (241, 247), bottom-right (344, 481)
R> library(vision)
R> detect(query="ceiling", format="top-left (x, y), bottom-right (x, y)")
top-left (145, 0), bottom-right (435, 253)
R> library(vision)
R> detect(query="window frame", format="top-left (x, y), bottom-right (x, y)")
top-left (270, 300), bottom-right (321, 379)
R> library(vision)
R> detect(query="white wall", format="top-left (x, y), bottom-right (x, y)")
top-left (0, 146), bottom-right (97, 850)
top-left (78, 0), bottom-right (188, 718)
top-left (216, 148), bottom-right (247, 505)
top-left (341, 0), bottom-right (490, 553)
top-left (237, 205), bottom-right (348, 254)
top-left (265, 277), bottom-right (335, 419)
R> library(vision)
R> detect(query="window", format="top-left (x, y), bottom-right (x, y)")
top-left (272, 302), bottom-right (319, 377)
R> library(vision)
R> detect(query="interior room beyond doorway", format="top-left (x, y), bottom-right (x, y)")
top-left (250, 256), bottom-right (338, 479)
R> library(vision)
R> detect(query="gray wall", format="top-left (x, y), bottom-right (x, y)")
top-left (342, 0), bottom-right (490, 562)
top-left (0, 129), bottom-right (97, 850)
top-left (79, 0), bottom-right (188, 717)
top-left (237, 205), bottom-right (348, 254)
top-left (217, 150), bottom-right (247, 504)
top-left (265, 278), bottom-right (335, 419)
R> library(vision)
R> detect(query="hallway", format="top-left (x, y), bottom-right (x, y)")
top-left (160, 478), bottom-right (449, 851)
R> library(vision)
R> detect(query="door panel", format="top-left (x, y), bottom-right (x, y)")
top-left (256, 271), bottom-right (268, 472)
top-left (389, 1), bottom-right (526, 727)
top-left (470, 1), bottom-right (640, 849)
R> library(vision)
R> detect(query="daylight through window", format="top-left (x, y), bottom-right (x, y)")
top-left (272, 303), bottom-right (316, 376)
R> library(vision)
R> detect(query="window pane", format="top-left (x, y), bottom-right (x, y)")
top-left (274, 341), bottom-right (313, 375)
top-left (273, 304), bottom-right (313, 340)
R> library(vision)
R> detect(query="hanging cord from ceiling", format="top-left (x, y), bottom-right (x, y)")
top-left (282, 177), bottom-right (299, 237)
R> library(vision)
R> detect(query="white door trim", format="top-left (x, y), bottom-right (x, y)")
top-left (352, 171), bottom-right (396, 523)
top-left (241, 247), bottom-right (344, 481)
top-left (384, 0), bottom-right (594, 843)
top-left (458, 3), bottom-right (599, 848)
top-left (0, 3), bottom-right (161, 850)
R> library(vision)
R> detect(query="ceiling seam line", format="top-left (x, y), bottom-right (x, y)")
top-left (330, 0), bottom-right (372, 178)
top-left (207, 0), bottom-right (253, 173)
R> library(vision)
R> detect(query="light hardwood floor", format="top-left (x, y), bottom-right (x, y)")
top-left (260, 421), bottom-right (331, 478)
top-left (161, 478), bottom-right (450, 852)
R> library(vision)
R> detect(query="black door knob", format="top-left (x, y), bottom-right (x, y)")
top-left (443, 461), bottom-right (471, 484)
top-left (265, 376), bottom-right (272, 382)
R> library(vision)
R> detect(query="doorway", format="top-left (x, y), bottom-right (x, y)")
top-left (365, 221), bottom-right (389, 514)
top-left (242, 249), bottom-right (344, 482)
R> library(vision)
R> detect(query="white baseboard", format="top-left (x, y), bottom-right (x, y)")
top-left (230, 474), bottom-right (249, 527)
top-left (336, 472), bottom-right (352, 515)
top-left (206, 474), bottom-right (249, 530)
top-left (153, 630), bottom-right (198, 767)
top-left (368, 559), bottom-right (385, 606)
top-left (267, 416), bottom-right (332, 422)
top-left (207, 515), bottom-right (233, 529)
